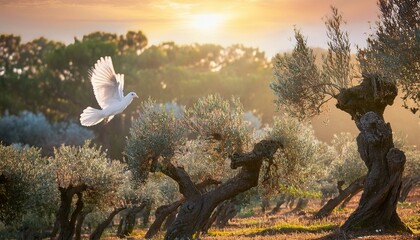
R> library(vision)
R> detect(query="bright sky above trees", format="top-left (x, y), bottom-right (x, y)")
top-left (0, 0), bottom-right (378, 57)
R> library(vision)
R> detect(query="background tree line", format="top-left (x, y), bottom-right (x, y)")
top-left (0, 31), bottom-right (274, 158)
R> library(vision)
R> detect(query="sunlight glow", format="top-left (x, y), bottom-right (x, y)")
top-left (190, 13), bottom-right (225, 31)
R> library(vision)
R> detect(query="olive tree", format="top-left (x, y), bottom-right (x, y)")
top-left (125, 95), bottom-right (337, 239)
top-left (50, 141), bottom-right (126, 240)
top-left (0, 145), bottom-right (57, 239)
top-left (271, 2), bottom-right (418, 235)
top-left (125, 95), bottom-right (254, 239)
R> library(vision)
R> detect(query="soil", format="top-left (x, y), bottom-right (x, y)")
top-left (107, 186), bottom-right (420, 239)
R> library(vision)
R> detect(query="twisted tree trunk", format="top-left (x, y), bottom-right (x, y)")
top-left (261, 197), bottom-right (271, 213)
top-left (90, 207), bottom-right (126, 240)
top-left (144, 200), bottom-right (183, 239)
top-left (144, 178), bottom-right (220, 239)
top-left (56, 185), bottom-right (87, 240)
top-left (164, 140), bottom-right (283, 239)
top-left (268, 195), bottom-right (286, 215)
top-left (335, 74), bottom-right (412, 235)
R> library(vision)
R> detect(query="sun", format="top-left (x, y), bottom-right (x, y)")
top-left (190, 13), bottom-right (225, 31)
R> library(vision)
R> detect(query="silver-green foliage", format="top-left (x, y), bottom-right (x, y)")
top-left (126, 95), bottom-right (251, 184)
top-left (185, 94), bottom-right (250, 154)
top-left (358, 0), bottom-right (419, 113)
top-left (328, 132), bottom-right (367, 187)
top-left (0, 145), bottom-right (57, 228)
top-left (125, 99), bottom-right (186, 182)
top-left (51, 141), bottom-right (127, 207)
top-left (176, 140), bottom-right (235, 184)
top-left (271, 7), bottom-right (354, 119)
top-left (260, 115), bottom-right (330, 196)
top-left (321, 7), bottom-right (355, 92)
top-left (270, 29), bottom-right (323, 119)
top-left (140, 173), bottom-right (180, 206)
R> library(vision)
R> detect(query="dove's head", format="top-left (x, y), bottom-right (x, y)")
top-left (127, 92), bottom-right (139, 99)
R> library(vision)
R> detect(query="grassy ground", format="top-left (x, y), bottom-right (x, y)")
top-left (106, 187), bottom-right (420, 239)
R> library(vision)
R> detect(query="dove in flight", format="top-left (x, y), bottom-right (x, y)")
top-left (80, 56), bottom-right (138, 126)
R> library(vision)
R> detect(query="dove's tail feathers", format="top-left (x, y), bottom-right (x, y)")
top-left (80, 107), bottom-right (104, 126)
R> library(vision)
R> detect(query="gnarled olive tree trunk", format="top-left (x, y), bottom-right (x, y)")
top-left (164, 140), bottom-right (282, 239)
top-left (89, 207), bottom-right (126, 240)
top-left (145, 200), bottom-right (183, 239)
top-left (335, 74), bottom-right (412, 234)
top-left (56, 185), bottom-right (87, 240)
top-left (145, 178), bottom-right (220, 239)
top-left (116, 204), bottom-right (146, 238)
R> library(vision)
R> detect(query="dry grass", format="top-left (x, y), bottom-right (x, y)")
top-left (105, 187), bottom-right (420, 240)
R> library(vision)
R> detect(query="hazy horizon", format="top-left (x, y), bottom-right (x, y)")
top-left (0, 0), bottom-right (379, 58)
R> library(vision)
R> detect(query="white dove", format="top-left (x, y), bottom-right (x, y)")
top-left (80, 56), bottom-right (138, 126)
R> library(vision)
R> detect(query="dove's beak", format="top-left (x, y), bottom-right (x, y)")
top-left (134, 94), bottom-right (139, 98)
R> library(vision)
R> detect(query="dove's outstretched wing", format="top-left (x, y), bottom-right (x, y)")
top-left (90, 56), bottom-right (125, 109)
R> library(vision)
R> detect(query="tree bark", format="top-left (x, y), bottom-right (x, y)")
top-left (75, 209), bottom-right (92, 240)
top-left (56, 185), bottom-right (87, 240)
top-left (399, 177), bottom-right (420, 202)
top-left (90, 207), bottom-right (126, 240)
top-left (340, 112), bottom-right (412, 233)
top-left (116, 204), bottom-right (146, 238)
top-left (214, 200), bottom-right (238, 228)
top-left (144, 200), bottom-right (183, 239)
top-left (287, 196), bottom-right (295, 209)
top-left (314, 176), bottom-right (365, 219)
top-left (145, 178), bottom-right (220, 239)
top-left (164, 140), bottom-right (283, 239)
top-left (162, 211), bottom-right (177, 230)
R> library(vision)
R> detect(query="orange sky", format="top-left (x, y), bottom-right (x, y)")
top-left (0, 0), bottom-right (379, 57)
